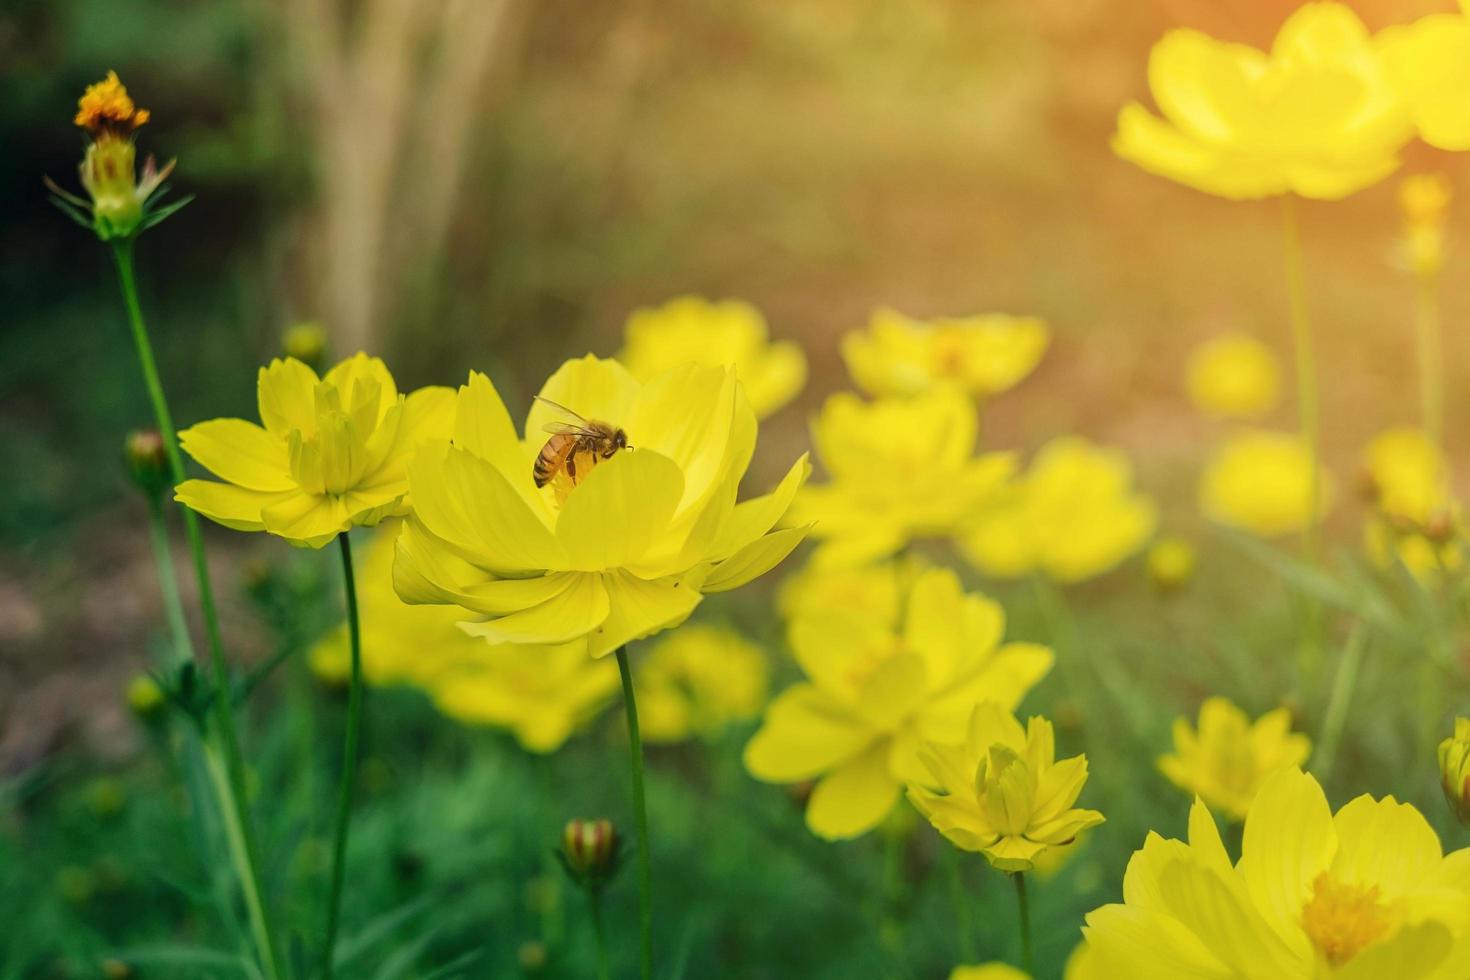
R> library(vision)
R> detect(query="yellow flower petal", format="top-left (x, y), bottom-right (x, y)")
top-left (261, 491), bottom-right (351, 548)
top-left (585, 569), bottom-right (702, 658)
top-left (526, 355), bottom-right (640, 444)
top-left (701, 524), bottom-right (810, 593)
top-left (1329, 793), bottom-right (1443, 899)
top-left (459, 572), bottom-right (609, 646)
top-left (1236, 767), bottom-right (1335, 950)
top-left (744, 685), bottom-right (873, 782)
top-left (555, 450), bottom-right (684, 571)
top-left (256, 357), bottom-right (320, 438)
top-left (806, 741), bottom-right (900, 840)
top-left (409, 445), bottom-right (562, 573)
top-left (178, 419), bottom-right (294, 491)
top-left (1378, 14), bottom-right (1470, 152)
top-left (173, 479), bottom-right (289, 532)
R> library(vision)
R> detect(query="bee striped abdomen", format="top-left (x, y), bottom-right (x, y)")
top-left (534, 432), bottom-right (576, 488)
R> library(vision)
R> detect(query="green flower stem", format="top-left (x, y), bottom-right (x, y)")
top-left (1280, 197), bottom-right (1324, 675)
top-left (589, 887), bottom-right (611, 980)
top-left (144, 494), bottom-right (195, 667)
top-left (947, 848), bottom-right (977, 963)
top-left (322, 531), bottom-right (365, 980)
top-left (111, 240), bottom-right (282, 980)
top-left (1012, 872), bottom-right (1033, 975)
top-left (1313, 623), bottom-right (1367, 782)
top-left (615, 645), bottom-right (654, 980)
top-left (201, 739), bottom-right (278, 976)
top-left (1415, 272), bottom-right (1445, 450)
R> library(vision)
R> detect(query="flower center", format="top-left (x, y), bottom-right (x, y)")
top-left (1300, 872), bottom-right (1391, 966)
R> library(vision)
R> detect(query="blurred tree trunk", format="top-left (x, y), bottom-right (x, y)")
top-left (283, 0), bottom-right (526, 355)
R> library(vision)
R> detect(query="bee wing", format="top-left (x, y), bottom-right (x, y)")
top-left (533, 395), bottom-right (589, 426)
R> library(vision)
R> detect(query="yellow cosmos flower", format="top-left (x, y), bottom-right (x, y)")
top-left (1158, 697), bottom-right (1311, 822)
top-left (1199, 429), bottom-right (1332, 537)
top-left (746, 567), bottom-right (1052, 840)
top-left (907, 703), bottom-right (1103, 872)
top-left (1187, 334), bottom-right (1281, 421)
top-left (789, 389), bottom-right (1014, 567)
top-left (635, 623), bottom-right (769, 743)
top-left (842, 308), bottom-right (1050, 400)
top-left (1440, 718), bottom-right (1470, 827)
top-left (310, 525), bottom-right (617, 752)
top-left (392, 355), bottom-right (810, 659)
top-left (1113, 3), bottom-right (1411, 200)
top-left (1378, 5), bottom-right (1470, 152)
top-left (959, 437), bottom-right (1156, 584)
top-left (1085, 768), bottom-right (1470, 978)
top-left (175, 354), bottom-right (454, 549)
top-left (616, 296), bottom-right (806, 419)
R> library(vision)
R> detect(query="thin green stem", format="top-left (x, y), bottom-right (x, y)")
top-left (1012, 872), bottom-right (1033, 975)
top-left (615, 646), bottom-right (653, 980)
top-left (201, 741), bottom-right (278, 980)
top-left (145, 494), bottom-right (195, 667)
top-left (1415, 272), bottom-right (1445, 450)
top-left (946, 848), bottom-right (977, 963)
top-left (589, 887), bottom-right (611, 980)
top-left (111, 240), bottom-right (281, 980)
top-left (322, 531), bottom-right (365, 980)
top-left (1280, 197), bottom-right (1324, 676)
top-left (1313, 624), bottom-right (1367, 781)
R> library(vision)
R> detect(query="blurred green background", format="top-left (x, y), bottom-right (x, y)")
top-left (5, 0), bottom-right (1470, 977)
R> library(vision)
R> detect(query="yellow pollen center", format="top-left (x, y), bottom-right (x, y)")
top-left (1300, 873), bottom-right (1391, 967)
top-left (75, 71), bottom-right (150, 135)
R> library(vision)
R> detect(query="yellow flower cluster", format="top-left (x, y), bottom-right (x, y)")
top-left (74, 70), bottom-right (150, 134)
top-left (1086, 769), bottom-right (1470, 978)
top-left (310, 525), bottom-right (618, 752)
top-left (960, 437), bottom-right (1157, 584)
top-left (745, 568), bottom-right (1052, 839)
top-left (1360, 428), bottom-right (1461, 582)
top-left (1158, 697), bottom-right (1311, 822)
top-left (1398, 174), bottom-right (1453, 279)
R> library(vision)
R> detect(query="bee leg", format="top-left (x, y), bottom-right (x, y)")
top-left (566, 456), bottom-right (577, 480)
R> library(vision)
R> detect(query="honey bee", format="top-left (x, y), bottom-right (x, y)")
top-left (531, 396), bottom-right (631, 490)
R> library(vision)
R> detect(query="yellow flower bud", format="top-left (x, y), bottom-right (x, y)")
top-left (126, 673), bottom-right (166, 717)
top-left (283, 322), bottom-right (328, 371)
top-left (1400, 174), bottom-right (1451, 280)
top-left (1439, 718), bottom-right (1470, 825)
top-left (1146, 536), bottom-right (1196, 592)
top-left (561, 818), bottom-right (619, 882)
top-left (124, 429), bottom-right (169, 499)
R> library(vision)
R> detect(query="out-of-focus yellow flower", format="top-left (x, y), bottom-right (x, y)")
top-left (393, 356), bottom-right (810, 659)
top-left (950, 943), bottom-right (1100, 980)
top-left (283, 322), bottom-right (328, 371)
top-left (1158, 697), bottom-right (1310, 822)
top-left (1186, 333), bottom-right (1281, 420)
top-left (1361, 427), bottom-right (1452, 526)
top-left (1440, 718), bottom-right (1470, 826)
top-left (635, 623), bottom-right (768, 743)
top-left (842, 308), bottom-right (1049, 400)
top-left (1360, 428), bottom-right (1461, 582)
top-left (617, 296), bottom-right (806, 419)
top-left (789, 389), bottom-right (1013, 567)
top-left (1113, 3), bottom-right (1411, 200)
top-left (176, 354), bottom-right (454, 548)
top-left (745, 568), bottom-right (1052, 840)
top-left (776, 555), bottom-right (924, 624)
top-left (959, 437), bottom-right (1156, 584)
top-left (1378, 7), bottom-right (1470, 152)
top-left (1086, 768), bottom-right (1470, 977)
top-left (908, 703), bottom-right (1103, 872)
top-left (1398, 174), bottom-right (1452, 279)
top-left (52, 71), bottom-right (176, 240)
top-left (310, 524), bottom-right (618, 752)
top-left (1199, 429), bottom-right (1332, 537)
top-left (1147, 536), bottom-right (1197, 592)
